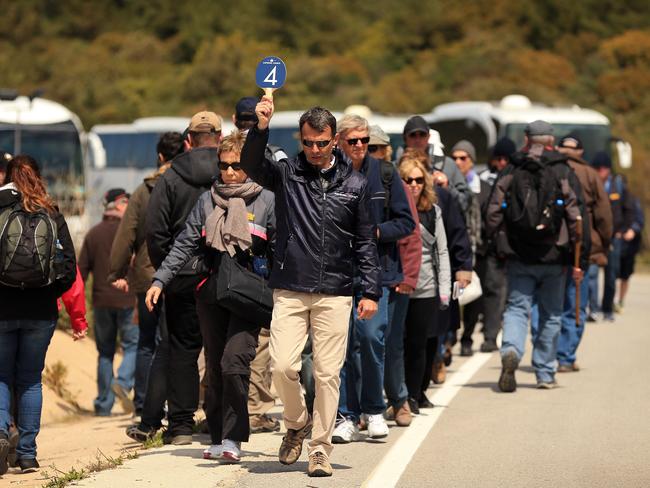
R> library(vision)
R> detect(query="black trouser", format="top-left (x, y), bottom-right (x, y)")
top-left (134, 293), bottom-right (159, 414)
top-left (405, 297), bottom-right (437, 399)
top-left (140, 297), bottom-right (169, 430)
top-left (196, 299), bottom-right (259, 444)
top-left (165, 289), bottom-right (202, 436)
top-left (462, 255), bottom-right (507, 346)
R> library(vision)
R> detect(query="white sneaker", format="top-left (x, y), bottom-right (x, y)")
top-left (332, 417), bottom-right (359, 444)
top-left (203, 444), bottom-right (223, 460)
top-left (220, 439), bottom-right (241, 463)
top-left (366, 413), bottom-right (389, 439)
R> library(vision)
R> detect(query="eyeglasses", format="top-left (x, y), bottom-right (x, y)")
top-left (453, 155), bottom-right (469, 162)
top-left (345, 137), bottom-right (370, 146)
top-left (302, 139), bottom-right (332, 148)
top-left (404, 177), bottom-right (425, 185)
top-left (218, 162), bottom-right (243, 171)
top-left (407, 131), bottom-right (428, 138)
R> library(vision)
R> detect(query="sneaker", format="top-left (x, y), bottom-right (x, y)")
top-left (407, 397), bottom-right (420, 415)
top-left (220, 439), bottom-right (241, 464)
top-left (278, 416), bottom-right (312, 465)
top-left (557, 362), bottom-right (580, 373)
top-left (432, 360), bottom-right (446, 384)
top-left (162, 432), bottom-right (193, 445)
top-left (203, 444), bottom-right (223, 460)
top-left (586, 313), bottom-right (597, 323)
top-left (365, 413), bottom-right (389, 439)
top-left (602, 313), bottom-right (615, 322)
top-left (460, 343), bottom-right (473, 357)
top-left (250, 414), bottom-right (280, 433)
top-left (614, 302), bottom-right (623, 314)
top-left (111, 383), bottom-right (135, 415)
top-left (126, 424), bottom-right (158, 443)
top-left (536, 379), bottom-right (558, 389)
top-left (332, 417), bottom-right (359, 444)
top-left (17, 457), bottom-right (40, 473)
top-left (308, 451), bottom-right (332, 477)
top-left (418, 393), bottom-right (434, 409)
top-left (394, 402), bottom-right (412, 427)
top-left (480, 341), bottom-right (499, 353)
top-left (0, 432), bottom-right (9, 476)
top-left (498, 349), bottom-right (519, 393)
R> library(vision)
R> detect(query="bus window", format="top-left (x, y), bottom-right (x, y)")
top-left (268, 127), bottom-right (301, 158)
top-left (98, 132), bottom-right (162, 169)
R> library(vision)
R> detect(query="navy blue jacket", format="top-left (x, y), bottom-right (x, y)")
top-left (358, 156), bottom-right (415, 287)
top-left (240, 127), bottom-right (381, 301)
top-left (435, 186), bottom-right (473, 274)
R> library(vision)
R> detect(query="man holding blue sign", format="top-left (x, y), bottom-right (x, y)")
top-left (241, 94), bottom-right (381, 477)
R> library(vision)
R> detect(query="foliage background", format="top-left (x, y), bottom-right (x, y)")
top-left (1, 0), bottom-right (649, 245)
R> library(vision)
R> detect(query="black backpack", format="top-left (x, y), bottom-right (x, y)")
top-left (504, 158), bottom-right (565, 247)
top-left (0, 204), bottom-right (59, 288)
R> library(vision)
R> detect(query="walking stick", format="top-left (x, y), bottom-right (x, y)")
top-left (574, 219), bottom-right (583, 328)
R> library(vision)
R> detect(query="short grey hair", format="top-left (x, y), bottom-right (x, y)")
top-left (337, 114), bottom-right (369, 137)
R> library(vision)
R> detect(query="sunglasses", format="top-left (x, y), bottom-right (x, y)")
top-left (404, 176), bottom-right (425, 185)
top-left (218, 162), bottom-right (243, 171)
top-left (407, 131), bottom-right (428, 138)
top-left (345, 136), bottom-right (370, 146)
top-left (302, 139), bottom-right (332, 148)
top-left (453, 155), bottom-right (469, 162)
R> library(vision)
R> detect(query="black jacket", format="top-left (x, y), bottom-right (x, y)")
top-left (435, 186), bottom-right (473, 274)
top-left (0, 185), bottom-right (76, 321)
top-left (146, 147), bottom-right (218, 280)
top-left (241, 127), bottom-right (381, 300)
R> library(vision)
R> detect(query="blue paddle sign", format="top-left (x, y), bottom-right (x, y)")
top-left (256, 56), bottom-right (287, 90)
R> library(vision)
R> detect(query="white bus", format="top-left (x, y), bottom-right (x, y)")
top-left (423, 94), bottom-right (632, 168)
top-left (0, 93), bottom-right (87, 244)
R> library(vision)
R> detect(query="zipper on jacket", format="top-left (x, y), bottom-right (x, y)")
top-left (318, 181), bottom-right (327, 287)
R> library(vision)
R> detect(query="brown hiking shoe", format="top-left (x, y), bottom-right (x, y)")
top-left (557, 362), bottom-right (580, 373)
top-left (432, 360), bottom-right (447, 384)
top-left (250, 414), bottom-right (280, 433)
top-left (278, 416), bottom-right (312, 465)
top-left (308, 451), bottom-right (332, 477)
top-left (394, 402), bottom-right (412, 427)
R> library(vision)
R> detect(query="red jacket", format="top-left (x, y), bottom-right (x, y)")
top-left (58, 266), bottom-right (88, 333)
top-left (397, 182), bottom-right (422, 289)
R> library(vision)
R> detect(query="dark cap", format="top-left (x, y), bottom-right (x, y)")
top-left (403, 115), bottom-right (429, 136)
top-left (525, 120), bottom-right (554, 136)
top-left (591, 151), bottom-right (612, 169)
top-left (235, 97), bottom-right (258, 122)
top-left (558, 133), bottom-right (583, 150)
top-left (103, 188), bottom-right (129, 207)
top-left (490, 137), bottom-right (516, 159)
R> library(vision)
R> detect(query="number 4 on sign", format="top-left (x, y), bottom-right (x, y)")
top-left (264, 66), bottom-right (278, 86)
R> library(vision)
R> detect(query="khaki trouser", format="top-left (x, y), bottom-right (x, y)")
top-left (248, 328), bottom-right (275, 415)
top-left (270, 290), bottom-right (352, 457)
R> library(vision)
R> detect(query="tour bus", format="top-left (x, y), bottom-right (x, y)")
top-left (423, 94), bottom-right (632, 168)
top-left (0, 92), bottom-right (87, 245)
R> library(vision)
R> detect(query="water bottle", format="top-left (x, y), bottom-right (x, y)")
top-left (54, 239), bottom-right (64, 278)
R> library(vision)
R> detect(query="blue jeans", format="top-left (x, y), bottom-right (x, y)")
top-left (384, 290), bottom-right (409, 409)
top-left (133, 293), bottom-right (159, 414)
top-left (93, 307), bottom-right (139, 415)
top-left (338, 287), bottom-right (390, 419)
top-left (501, 261), bottom-right (565, 383)
top-left (557, 271), bottom-right (589, 366)
top-left (0, 320), bottom-right (56, 459)
top-left (587, 264), bottom-right (600, 315)
top-left (602, 237), bottom-right (622, 316)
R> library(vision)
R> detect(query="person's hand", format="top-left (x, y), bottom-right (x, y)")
top-left (145, 285), bottom-right (162, 312)
top-left (395, 283), bottom-right (414, 295)
top-left (256, 97), bottom-right (275, 131)
top-left (572, 266), bottom-right (584, 283)
top-left (433, 170), bottom-right (449, 188)
top-left (357, 298), bottom-right (378, 320)
top-left (456, 270), bottom-right (472, 289)
top-left (623, 229), bottom-right (636, 241)
top-left (73, 329), bottom-right (87, 341)
top-left (112, 279), bottom-right (129, 293)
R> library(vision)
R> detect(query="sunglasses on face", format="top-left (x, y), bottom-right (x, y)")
top-left (218, 162), bottom-right (243, 171)
top-left (453, 155), bottom-right (469, 162)
top-left (302, 139), bottom-right (332, 149)
top-left (404, 176), bottom-right (425, 185)
top-left (345, 136), bottom-right (370, 146)
top-left (407, 131), bottom-right (428, 138)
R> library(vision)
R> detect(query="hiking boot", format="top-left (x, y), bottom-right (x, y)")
top-left (432, 360), bottom-right (446, 384)
top-left (480, 340), bottom-right (499, 353)
top-left (250, 414), bottom-right (280, 433)
top-left (460, 343), bottom-right (473, 357)
top-left (111, 383), bottom-right (135, 415)
top-left (557, 362), bottom-right (580, 373)
top-left (17, 457), bottom-right (40, 473)
top-left (394, 402), bottom-right (412, 427)
top-left (365, 414), bottom-right (389, 439)
top-left (162, 432), bottom-right (193, 445)
top-left (498, 349), bottom-right (519, 393)
top-left (126, 424), bottom-right (158, 443)
top-left (220, 439), bottom-right (241, 464)
top-left (0, 432), bottom-right (9, 476)
top-left (536, 379), bottom-right (558, 390)
top-left (278, 416), bottom-right (312, 465)
top-left (203, 444), bottom-right (223, 460)
top-left (418, 393), bottom-right (434, 409)
top-left (308, 451), bottom-right (332, 477)
top-left (332, 417), bottom-right (359, 444)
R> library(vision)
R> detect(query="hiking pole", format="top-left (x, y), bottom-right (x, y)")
top-left (574, 219), bottom-right (583, 328)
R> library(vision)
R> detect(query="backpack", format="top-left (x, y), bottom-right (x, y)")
top-left (0, 204), bottom-right (59, 288)
top-left (503, 158), bottom-right (565, 246)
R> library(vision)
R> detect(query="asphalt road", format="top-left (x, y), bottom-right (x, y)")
top-left (78, 274), bottom-right (650, 488)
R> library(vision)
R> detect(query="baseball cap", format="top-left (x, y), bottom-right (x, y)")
top-left (558, 133), bottom-right (583, 150)
top-left (188, 111), bottom-right (222, 133)
top-left (369, 125), bottom-right (390, 146)
top-left (235, 97), bottom-right (258, 122)
top-left (403, 116), bottom-right (430, 136)
top-left (525, 120), bottom-right (554, 136)
top-left (103, 188), bottom-right (129, 207)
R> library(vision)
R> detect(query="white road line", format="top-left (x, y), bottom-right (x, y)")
top-left (363, 352), bottom-right (493, 488)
